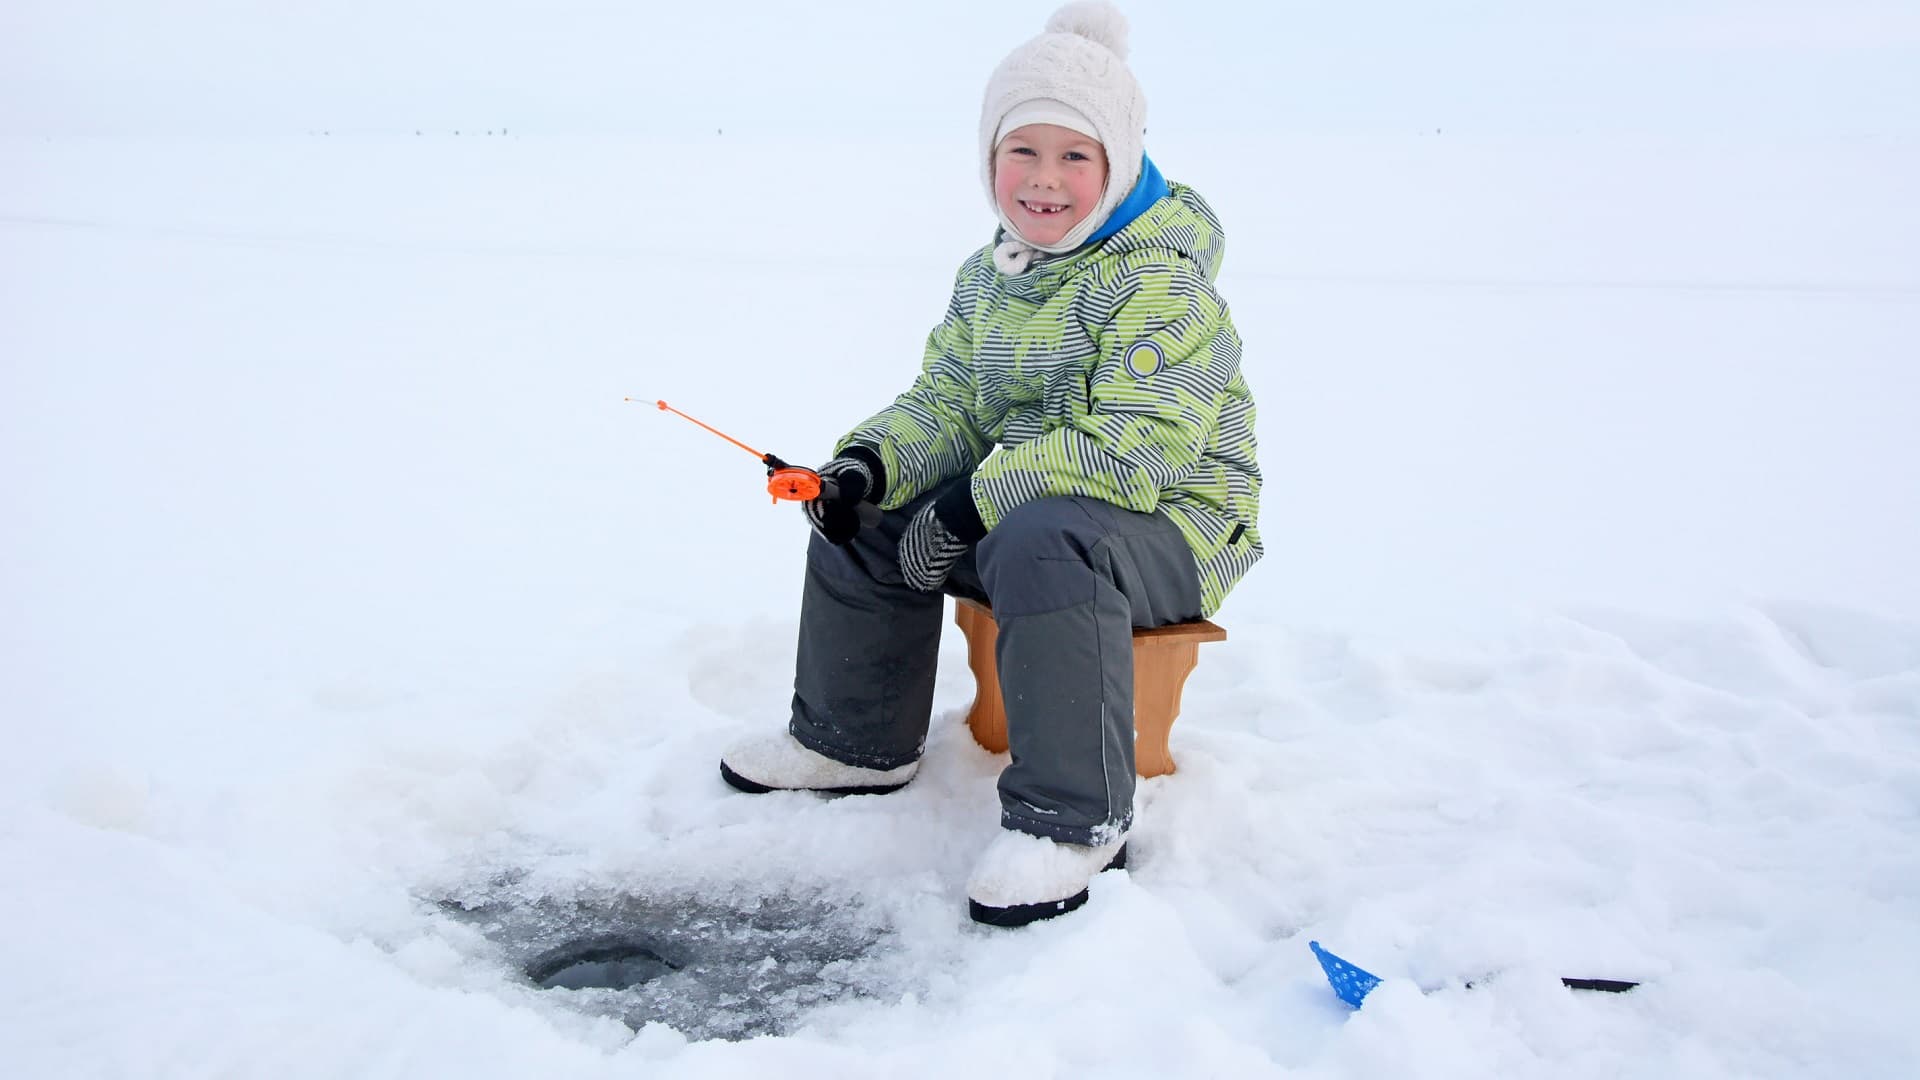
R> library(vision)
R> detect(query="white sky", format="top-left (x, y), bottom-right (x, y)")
top-left (3, 0), bottom-right (1918, 137)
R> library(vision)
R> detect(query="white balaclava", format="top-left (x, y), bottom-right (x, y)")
top-left (979, 1), bottom-right (1147, 274)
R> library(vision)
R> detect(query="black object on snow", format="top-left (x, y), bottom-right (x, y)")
top-left (1559, 977), bottom-right (1641, 993)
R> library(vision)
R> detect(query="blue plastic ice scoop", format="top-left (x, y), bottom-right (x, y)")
top-left (1309, 940), bottom-right (1384, 1008)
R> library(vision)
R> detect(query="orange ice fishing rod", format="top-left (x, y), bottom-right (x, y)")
top-left (635, 398), bottom-right (827, 504)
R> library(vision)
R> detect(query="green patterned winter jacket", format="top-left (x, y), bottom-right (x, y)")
top-left (837, 183), bottom-right (1262, 616)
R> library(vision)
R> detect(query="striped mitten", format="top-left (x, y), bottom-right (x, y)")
top-left (898, 482), bottom-right (987, 592)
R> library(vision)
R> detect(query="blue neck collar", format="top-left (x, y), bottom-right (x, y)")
top-left (1087, 153), bottom-right (1169, 245)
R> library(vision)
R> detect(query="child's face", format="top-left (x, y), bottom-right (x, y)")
top-left (992, 123), bottom-right (1109, 247)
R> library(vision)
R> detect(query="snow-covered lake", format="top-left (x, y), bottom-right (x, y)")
top-left (4, 126), bottom-right (1917, 1076)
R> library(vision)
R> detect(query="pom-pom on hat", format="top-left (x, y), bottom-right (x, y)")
top-left (980, 2), bottom-right (1147, 268)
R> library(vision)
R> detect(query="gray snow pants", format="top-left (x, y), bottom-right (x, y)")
top-left (789, 479), bottom-right (1205, 844)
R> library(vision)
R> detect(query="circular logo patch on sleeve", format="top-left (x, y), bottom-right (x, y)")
top-left (1123, 340), bottom-right (1165, 379)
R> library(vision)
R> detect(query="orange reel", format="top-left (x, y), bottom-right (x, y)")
top-left (765, 463), bottom-right (823, 503)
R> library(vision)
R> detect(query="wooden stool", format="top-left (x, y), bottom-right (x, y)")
top-left (951, 597), bottom-right (1226, 778)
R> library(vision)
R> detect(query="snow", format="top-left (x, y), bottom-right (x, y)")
top-left (4, 36), bottom-right (1920, 1080)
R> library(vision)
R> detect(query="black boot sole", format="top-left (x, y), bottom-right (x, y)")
top-left (967, 843), bottom-right (1129, 928)
top-left (718, 761), bottom-right (911, 797)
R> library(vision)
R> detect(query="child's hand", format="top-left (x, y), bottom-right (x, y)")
top-left (803, 454), bottom-right (879, 545)
top-left (899, 502), bottom-right (972, 591)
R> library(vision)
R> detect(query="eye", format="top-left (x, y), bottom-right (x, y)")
top-left (1006, 146), bottom-right (1037, 157)
top-left (1064, 151), bottom-right (1089, 161)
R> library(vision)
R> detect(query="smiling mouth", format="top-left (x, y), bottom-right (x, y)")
top-left (1020, 200), bottom-right (1070, 215)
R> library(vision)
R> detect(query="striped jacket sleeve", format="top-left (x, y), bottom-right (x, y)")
top-left (835, 267), bottom-right (991, 508)
top-left (970, 254), bottom-right (1236, 528)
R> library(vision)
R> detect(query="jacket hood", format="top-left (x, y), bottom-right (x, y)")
top-left (1095, 182), bottom-right (1227, 281)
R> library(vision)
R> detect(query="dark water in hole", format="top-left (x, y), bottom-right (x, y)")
top-left (438, 881), bottom-right (907, 1041)
top-left (529, 938), bottom-right (680, 990)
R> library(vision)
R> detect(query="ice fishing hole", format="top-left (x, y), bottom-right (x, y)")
top-left (437, 883), bottom-right (913, 1040)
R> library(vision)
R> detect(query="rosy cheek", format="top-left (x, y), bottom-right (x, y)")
top-left (994, 170), bottom-right (1022, 206)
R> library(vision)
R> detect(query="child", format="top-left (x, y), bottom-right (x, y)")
top-left (720, 1), bottom-right (1262, 927)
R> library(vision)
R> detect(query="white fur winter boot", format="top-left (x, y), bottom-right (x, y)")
top-left (966, 828), bottom-right (1129, 927)
top-left (718, 729), bottom-right (918, 795)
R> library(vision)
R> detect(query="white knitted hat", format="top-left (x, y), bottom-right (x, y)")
top-left (980, 2), bottom-right (1147, 266)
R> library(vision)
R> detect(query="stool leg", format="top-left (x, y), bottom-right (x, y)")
top-left (954, 602), bottom-right (1008, 754)
top-left (1132, 639), bottom-right (1200, 778)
